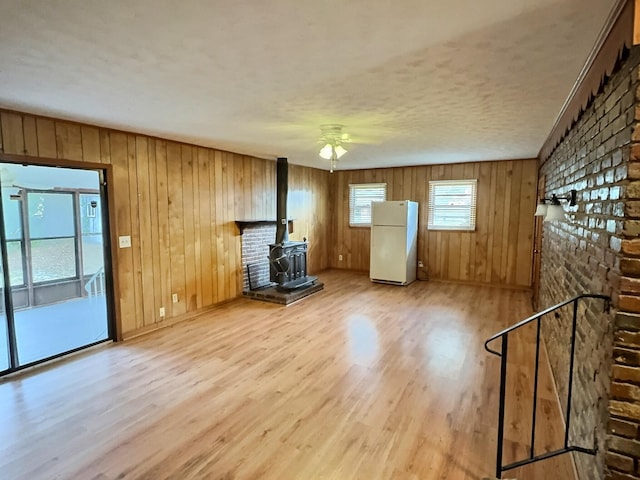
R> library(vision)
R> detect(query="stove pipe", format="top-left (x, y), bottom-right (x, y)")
top-left (275, 157), bottom-right (289, 244)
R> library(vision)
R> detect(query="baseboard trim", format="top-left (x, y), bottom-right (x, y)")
top-left (121, 299), bottom-right (235, 341)
top-left (426, 278), bottom-right (532, 291)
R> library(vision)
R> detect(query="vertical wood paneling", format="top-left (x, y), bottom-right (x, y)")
top-left (252, 158), bottom-right (265, 220)
top-left (127, 135), bottom-right (144, 329)
top-left (330, 159), bottom-right (537, 287)
top-left (1, 112), bottom-right (24, 154)
top-left (1, 109), bottom-right (532, 337)
top-left (415, 167), bottom-right (427, 272)
top-left (109, 132), bottom-right (136, 334)
top-left (221, 153), bottom-right (231, 300)
top-left (232, 156), bottom-right (244, 295)
top-left (336, 172), bottom-right (345, 267)
top-left (147, 139), bottom-right (162, 323)
top-left (491, 162), bottom-right (507, 283)
top-left (22, 116), bottom-right (38, 156)
top-left (192, 150), bottom-right (203, 310)
top-left (155, 140), bottom-right (171, 314)
top-left (181, 146), bottom-right (196, 311)
top-left (183, 146), bottom-right (198, 311)
top-left (81, 126), bottom-right (101, 162)
top-left (504, 161), bottom-right (520, 285)
top-left (36, 118), bottom-right (57, 158)
top-left (448, 164), bottom-right (463, 279)
top-left (267, 161), bottom-right (276, 218)
top-left (459, 163), bottom-right (475, 280)
top-left (0, 109), bottom-right (330, 337)
top-left (288, 164), bottom-right (330, 273)
top-left (214, 150), bottom-right (226, 304)
top-left (225, 154), bottom-right (238, 299)
top-left (167, 142), bottom-right (186, 318)
top-left (475, 162), bottom-right (492, 282)
top-left (209, 150), bottom-right (219, 304)
top-left (516, 160), bottom-right (537, 286)
top-left (233, 156), bottom-right (243, 220)
top-left (99, 130), bottom-right (111, 164)
top-left (198, 148), bottom-right (212, 307)
top-left (485, 164), bottom-right (498, 283)
top-left (135, 136), bottom-right (154, 327)
top-left (55, 122), bottom-right (83, 161)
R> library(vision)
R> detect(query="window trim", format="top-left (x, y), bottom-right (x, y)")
top-left (427, 179), bottom-right (478, 231)
top-left (348, 183), bottom-right (387, 227)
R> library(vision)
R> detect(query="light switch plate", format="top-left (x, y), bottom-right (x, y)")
top-left (119, 235), bottom-right (132, 248)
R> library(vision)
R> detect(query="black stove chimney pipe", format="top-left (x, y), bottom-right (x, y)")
top-left (275, 157), bottom-right (289, 244)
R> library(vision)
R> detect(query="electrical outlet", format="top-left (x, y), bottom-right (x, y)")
top-left (418, 260), bottom-right (424, 268)
top-left (118, 235), bottom-right (131, 248)
top-left (172, 293), bottom-right (178, 303)
top-left (159, 307), bottom-right (165, 317)
top-left (338, 254), bottom-right (343, 261)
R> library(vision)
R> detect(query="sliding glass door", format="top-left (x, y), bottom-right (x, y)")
top-left (0, 162), bottom-right (112, 374)
top-left (0, 235), bottom-right (9, 372)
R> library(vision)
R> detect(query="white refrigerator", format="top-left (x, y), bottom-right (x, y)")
top-left (370, 200), bottom-right (419, 285)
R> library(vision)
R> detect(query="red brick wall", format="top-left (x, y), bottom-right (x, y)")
top-left (240, 224), bottom-right (276, 291)
top-left (540, 46), bottom-right (640, 480)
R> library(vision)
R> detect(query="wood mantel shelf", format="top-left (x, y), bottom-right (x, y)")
top-left (235, 219), bottom-right (293, 235)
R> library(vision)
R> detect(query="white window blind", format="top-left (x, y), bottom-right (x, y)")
top-left (349, 183), bottom-right (387, 227)
top-left (428, 179), bottom-right (477, 231)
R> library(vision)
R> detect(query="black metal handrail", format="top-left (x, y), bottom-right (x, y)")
top-left (484, 293), bottom-right (610, 479)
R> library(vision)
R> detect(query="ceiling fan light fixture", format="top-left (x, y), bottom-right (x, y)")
top-left (334, 145), bottom-right (348, 159)
top-left (319, 143), bottom-right (334, 160)
top-left (319, 124), bottom-right (350, 172)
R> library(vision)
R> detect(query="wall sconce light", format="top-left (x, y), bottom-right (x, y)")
top-left (534, 190), bottom-right (577, 222)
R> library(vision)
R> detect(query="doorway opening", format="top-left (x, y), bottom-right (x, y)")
top-left (0, 162), bottom-right (114, 374)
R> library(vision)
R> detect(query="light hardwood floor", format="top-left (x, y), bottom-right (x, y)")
top-left (0, 270), bottom-right (579, 479)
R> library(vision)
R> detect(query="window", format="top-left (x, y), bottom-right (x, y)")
top-left (428, 179), bottom-right (477, 231)
top-left (3, 187), bottom-right (24, 286)
top-left (349, 183), bottom-right (387, 227)
top-left (27, 192), bottom-right (77, 282)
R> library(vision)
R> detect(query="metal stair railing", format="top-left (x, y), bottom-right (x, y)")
top-left (484, 293), bottom-right (610, 479)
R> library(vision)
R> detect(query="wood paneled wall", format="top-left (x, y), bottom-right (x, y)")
top-left (329, 160), bottom-right (538, 287)
top-left (0, 110), bottom-right (331, 338)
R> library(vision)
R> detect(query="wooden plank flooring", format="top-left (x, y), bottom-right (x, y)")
top-left (0, 270), bottom-right (579, 479)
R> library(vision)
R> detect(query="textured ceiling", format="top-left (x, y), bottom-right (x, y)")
top-left (0, 0), bottom-right (617, 170)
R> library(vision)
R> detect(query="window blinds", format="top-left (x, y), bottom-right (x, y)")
top-left (427, 179), bottom-right (477, 231)
top-left (349, 183), bottom-right (387, 227)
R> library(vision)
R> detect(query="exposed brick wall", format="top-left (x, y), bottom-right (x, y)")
top-left (240, 224), bottom-right (276, 291)
top-left (539, 46), bottom-right (640, 480)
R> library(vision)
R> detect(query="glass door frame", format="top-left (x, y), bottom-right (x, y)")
top-left (0, 157), bottom-right (117, 376)
top-left (0, 182), bottom-right (19, 370)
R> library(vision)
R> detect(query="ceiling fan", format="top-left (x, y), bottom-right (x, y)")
top-left (318, 124), bottom-right (351, 172)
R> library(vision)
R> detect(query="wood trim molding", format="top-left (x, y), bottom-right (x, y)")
top-left (539, 0), bottom-right (634, 164)
top-left (0, 152), bottom-right (105, 170)
top-left (635, 0), bottom-right (640, 44)
top-left (235, 219), bottom-right (294, 235)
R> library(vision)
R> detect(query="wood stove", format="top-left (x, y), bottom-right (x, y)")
top-left (268, 158), bottom-right (316, 291)
top-left (269, 240), bottom-right (309, 288)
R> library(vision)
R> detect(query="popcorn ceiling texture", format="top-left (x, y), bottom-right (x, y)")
top-left (0, 0), bottom-right (615, 170)
top-left (539, 46), bottom-right (640, 480)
